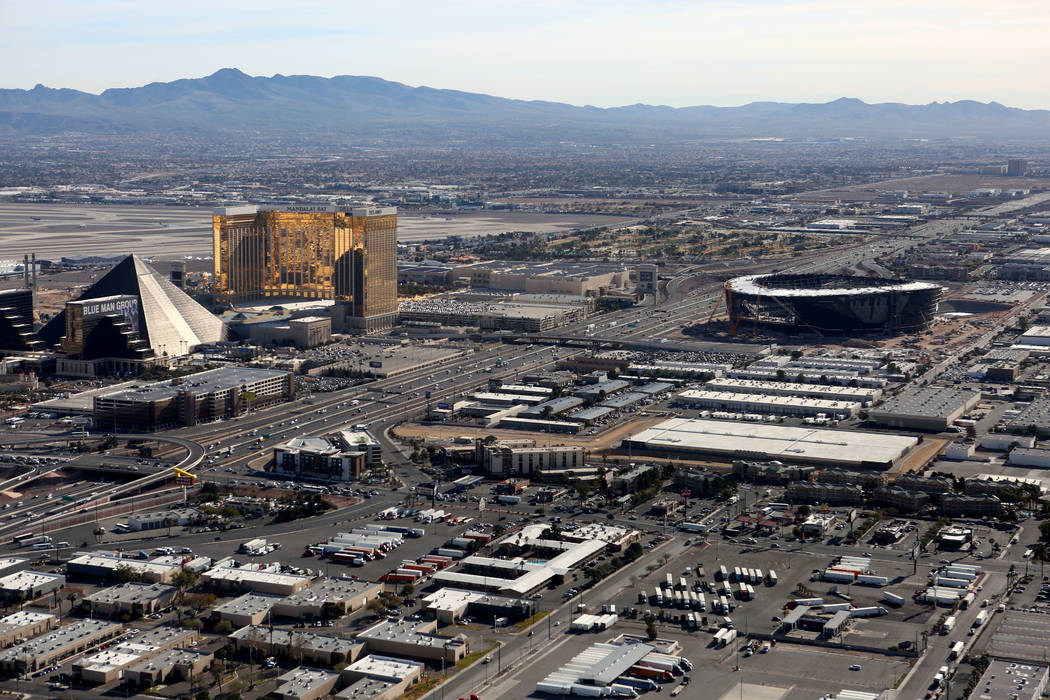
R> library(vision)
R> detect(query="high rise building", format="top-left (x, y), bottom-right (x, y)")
top-left (1007, 158), bottom-right (1029, 176)
top-left (0, 289), bottom-right (42, 351)
top-left (212, 205), bottom-right (398, 332)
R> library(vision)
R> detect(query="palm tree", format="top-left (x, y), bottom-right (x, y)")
top-left (165, 517), bottom-right (177, 537)
top-left (92, 527), bottom-right (105, 544)
top-left (1034, 543), bottom-right (1049, 578)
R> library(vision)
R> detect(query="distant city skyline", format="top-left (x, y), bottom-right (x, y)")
top-left (3, 0), bottom-right (1049, 109)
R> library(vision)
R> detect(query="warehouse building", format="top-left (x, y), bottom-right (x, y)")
top-left (972, 660), bottom-right (1047, 700)
top-left (869, 386), bottom-right (980, 430)
top-left (84, 582), bottom-right (177, 618)
top-left (271, 578), bottom-right (383, 620)
top-left (66, 553), bottom-right (178, 584)
top-left (274, 666), bottom-right (341, 700)
top-left (1009, 447), bottom-right (1050, 468)
top-left (702, 377), bottom-right (882, 403)
top-left (1005, 396), bottom-right (1050, 437)
top-left (201, 562), bottom-right (312, 596)
top-left (125, 648), bottom-right (213, 687)
top-left (75, 627), bottom-right (197, 683)
top-left (356, 619), bottom-right (467, 664)
top-left (338, 655), bottom-right (424, 700)
top-left (94, 366), bottom-right (295, 431)
top-left (422, 588), bottom-right (536, 625)
top-left (0, 611), bottom-right (55, 649)
top-left (0, 570), bottom-right (65, 602)
top-left (673, 389), bottom-right (860, 418)
top-left (230, 626), bottom-right (363, 667)
top-left (623, 418), bottom-right (918, 469)
top-left (213, 593), bottom-right (282, 627)
top-left (0, 619), bottom-right (122, 674)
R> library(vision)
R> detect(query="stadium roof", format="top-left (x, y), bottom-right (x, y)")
top-left (39, 255), bottom-right (226, 355)
top-left (728, 273), bottom-right (940, 297)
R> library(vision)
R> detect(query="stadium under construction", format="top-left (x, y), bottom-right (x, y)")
top-left (723, 273), bottom-right (942, 336)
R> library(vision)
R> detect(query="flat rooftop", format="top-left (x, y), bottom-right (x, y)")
top-left (872, 386), bottom-right (980, 419)
top-left (0, 570), bottom-right (64, 591)
top-left (100, 366), bottom-right (288, 403)
top-left (85, 582), bottom-right (175, 605)
top-left (625, 418), bottom-right (918, 467)
top-left (0, 619), bottom-right (119, 662)
top-left (231, 625), bottom-right (360, 655)
top-left (344, 654), bottom-right (424, 682)
top-left (213, 592), bottom-right (283, 617)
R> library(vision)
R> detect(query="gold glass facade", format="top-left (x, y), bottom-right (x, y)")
top-left (212, 206), bottom-right (397, 327)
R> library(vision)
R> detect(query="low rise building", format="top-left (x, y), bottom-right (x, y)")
top-left (869, 386), bottom-right (980, 430)
top-left (201, 561), bottom-right (312, 595)
top-left (356, 619), bottom-right (467, 664)
top-left (337, 655), bottom-right (424, 700)
top-left (66, 553), bottom-right (178, 584)
top-left (213, 592), bottom-right (283, 627)
top-left (0, 619), bottom-right (122, 674)
top-left (874, 486), bottom-right (929, 513)
top-left (74, 627), bottom-right (197, 683)
top-left (84, 582), bottom-right (177, 618)
top-left (0, 570), bottom-right (65, 602)
top-left (274, 428), bottom-right (381, 482)
top-left (274, 666), bottom-right (341, 700)
top-left (972, 660), bottom-right (1047, 700)
top-left (126, 508), bottom-right (199, 532)
top-left (230, 625), bottom-right (363, 667)
top-left (421, 588), bottom-right (536, 625)
top-left (895, 473), bottom-right (954, 494)
top-left (479, 443), bottom-right (586, 477)
top-left (801, 513), bottom-right (837, 538)
top-left (125, 648), bottom-right (213, 687)
top-left (940, 494), bottom-right (1002, 518)
top-left (272, 579), bottom-right (383, 620)
top-left (0, 611), bottom-right (55, 648)
top-left (785, 481), bottom-right (864, 506)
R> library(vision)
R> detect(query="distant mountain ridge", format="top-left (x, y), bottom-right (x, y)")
top-left (0, 68), bottom-right (1046, 143)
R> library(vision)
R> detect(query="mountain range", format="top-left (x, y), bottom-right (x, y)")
top-left (1, 68), bottom-right (1047, 144)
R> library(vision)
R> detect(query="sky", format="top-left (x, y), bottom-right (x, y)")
top-left (2, 0), bottom-right (1049, 108)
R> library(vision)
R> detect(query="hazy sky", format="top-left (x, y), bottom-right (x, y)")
top-left (3, 0), bottom-right (1048, 108)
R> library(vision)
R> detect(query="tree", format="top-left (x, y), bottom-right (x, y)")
top-left (114, 564), bottom-right (141, 583)
top-left (209, 660), bottom-right (225, 694)
top-left (93, 527), bottom-right (106, 544)
top-left (165, 516), bottom-right (178, 537)
top-left (645, 616), bottom-right (658, 641)
top-left (401, 582), bottom-right (415, 597)
top-left (574, 482), bottom-right (592, 500)
top-left (795, 505), bottom-right (812, 520)
top-left (172, 568), bottom-right (198, 603)
top-left (623, 542), bottom-right (644, 562)
top-left (214, 619), bottom-right (234, 635)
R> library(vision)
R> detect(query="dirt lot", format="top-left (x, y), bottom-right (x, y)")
top-left (392, 415), bottom-right (666, 452)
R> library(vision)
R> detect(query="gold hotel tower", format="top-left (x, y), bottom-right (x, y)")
top-left (213, 205), bottom-right (397, 332)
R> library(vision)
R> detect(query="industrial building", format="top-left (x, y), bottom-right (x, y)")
top-left (233, 315), bottom-right (333, 348)
top-left (213, 205), bottom-right (398, 332)
top-left (355, 619), bottom-right (468, 664)
top-left (271, 578), bottom-right (383, 619)
top-left (1005, 396), bottom-right (1050, 437)
top-left (273, 667), bottom-right (341, 700)
top-left (338, 655), bottom-right (424, 700)
top-left (870, 386), bottom-right (980, 430)
top-left (66, 553), bottom-right (180, 584)
top-left (274, 428), bottom-right (381, 482)
top-left (421, 588), bottom-right (536, 624)
top-left (973, 660), bottom-right (1047, 700)
top-left (0, 611), bottom-right (55, 649)
top-left (93, 366), bottom-right (294, 431)
top-left (0, 569), bottom-right (65, 602)
top-left (672, 389), bottom-right (860, 418)
top-left (725, 273), bottom-right (942, 335)
top-left (399, 260), bottom-right (631, 295)
top-left (230, 625), bottom-right (362, 667)
top-left (213, 593), bottom-right (283, 627)
top-left (38, 255), bottom-right (227, 375)
top-left (84, 582), bottom-right (177, 618)
top-left (124, 648), bottom-right (213, 687)
top-left (623, 418), bottom-right (918, 469)
top-left (201, 562), bottom-right (312, 595)
top-left (0, 619), bottom-right (123, 674)
top-left (397, 297), bottom-right (585, 331)
top-left (74, 627), bottom-right (197, 683)
top-left (702, 377), bottom-right (881, 403)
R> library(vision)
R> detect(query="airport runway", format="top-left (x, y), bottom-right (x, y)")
top-left (0, 203), bottom-right (631, 260)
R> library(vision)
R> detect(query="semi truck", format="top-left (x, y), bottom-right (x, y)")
top-left (882, 591), bottom-right (905, 606)
top-left (941, 615), bottom-right (957, 634)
